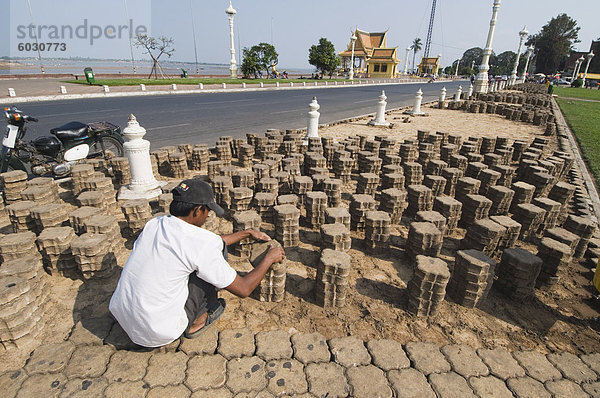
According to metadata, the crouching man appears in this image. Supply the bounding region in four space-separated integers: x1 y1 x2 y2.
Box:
109 179 285 348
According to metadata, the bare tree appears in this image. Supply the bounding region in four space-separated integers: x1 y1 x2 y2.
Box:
135 34 175 79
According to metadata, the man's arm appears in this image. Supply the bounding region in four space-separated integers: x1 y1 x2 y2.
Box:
221 229 270 246
225 246 285 298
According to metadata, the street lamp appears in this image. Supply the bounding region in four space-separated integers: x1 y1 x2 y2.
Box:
571 58 581 82
583 51 595 86
403 47 411 75
520 46 534 83
225 1 237 79
454 58 461 77
349 33 357 80
575 55 585 80
475 0 502 93
509 26 528 86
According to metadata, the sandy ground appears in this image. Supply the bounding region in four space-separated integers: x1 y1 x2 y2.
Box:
2 102 600 372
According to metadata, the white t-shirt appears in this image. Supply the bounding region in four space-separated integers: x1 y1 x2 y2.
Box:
109 215 237 347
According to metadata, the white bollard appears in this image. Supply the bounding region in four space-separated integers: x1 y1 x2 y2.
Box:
343 81 346 85
303 82 306 87
408 88 425 115
325 81 328 86
222 83 227 89
439 86 447 108
8 88 16 97
334 81 338 85
454 85 463 101
303 97 320 144
260 82 264 88
171 84 177 91
290 82 294 87
314 81 318 86
368 90 391 127
103 85 110 93
199 83 204 89
242 82 246 88
276 82 280 87
140 84 146 91
468 84 474 98
59 86 67 94
117 114 164 200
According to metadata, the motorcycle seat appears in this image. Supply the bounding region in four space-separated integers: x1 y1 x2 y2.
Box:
50 121 89 140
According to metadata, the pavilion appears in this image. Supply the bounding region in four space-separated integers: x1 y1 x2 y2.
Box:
339 28 400 78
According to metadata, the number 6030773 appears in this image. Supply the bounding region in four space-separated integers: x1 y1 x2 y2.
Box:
17 42 66 51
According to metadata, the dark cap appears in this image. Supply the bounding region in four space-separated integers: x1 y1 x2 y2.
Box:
171 179 225 217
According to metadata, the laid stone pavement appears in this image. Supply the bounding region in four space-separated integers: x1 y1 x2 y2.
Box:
3 322 600 397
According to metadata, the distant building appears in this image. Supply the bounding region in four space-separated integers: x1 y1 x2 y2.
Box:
565 40 599 78
338 28 400 78
418 56 441 76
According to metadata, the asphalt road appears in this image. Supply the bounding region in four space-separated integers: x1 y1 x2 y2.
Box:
11 80 466 149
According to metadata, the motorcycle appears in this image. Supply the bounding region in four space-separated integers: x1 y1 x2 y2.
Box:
1 106 124 177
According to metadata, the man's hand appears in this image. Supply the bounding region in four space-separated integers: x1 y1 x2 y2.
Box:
265 246 285 264
248 229 271 242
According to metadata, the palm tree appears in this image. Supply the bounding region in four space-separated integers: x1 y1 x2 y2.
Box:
411 37 422 74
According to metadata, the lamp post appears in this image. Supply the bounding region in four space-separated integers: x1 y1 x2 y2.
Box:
454 58 461 77
520 46 534 83
403 47 411 74
575 55 585 80
225 1 237 79
509 26 528 86
349 33 357 80
475 0 501 93
583 51 595 86
571 58 581 82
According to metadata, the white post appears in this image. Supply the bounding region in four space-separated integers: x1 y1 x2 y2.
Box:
474 0 501 93
276 82 280 87
325 81 328 86
59 86 67 94
468 83 474 98
349 33 357 80
242 82 246 88
314 81 318 86
103 85 110 93
222 83 227 89
118 114 164 200
521 46 534 83
439 86 446 108
290 82 294 87
140 84 146 91
404 47 411 74
583 51 595 86
575 56 585 79
303 82 306 87
408 88 425 115
199 83 204 89
571 59 580 82
225 1 237 78
260 82 264 88
454 85 463 101
172 84 177 90
304 97 320 144
454 59 460 77
8 88 16 97
509 26 528 86
369 90 390 126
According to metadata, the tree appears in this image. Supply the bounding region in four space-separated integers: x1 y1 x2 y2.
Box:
240 43 279 78
308 38 341 78
240 47 260 78
494 51 517 76
135 34 175 79
411 38 422 73
526 13 580 74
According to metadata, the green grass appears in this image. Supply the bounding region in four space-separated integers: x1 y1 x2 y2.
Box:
63 77 351 86
553 86 600 101
556 98 600 186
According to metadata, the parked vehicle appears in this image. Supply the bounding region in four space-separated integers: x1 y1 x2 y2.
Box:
1 106 124 177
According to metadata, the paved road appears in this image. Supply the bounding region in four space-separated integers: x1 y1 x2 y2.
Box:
10 80 465 149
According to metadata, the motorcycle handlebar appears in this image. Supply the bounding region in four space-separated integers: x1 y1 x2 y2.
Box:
25 116 38 122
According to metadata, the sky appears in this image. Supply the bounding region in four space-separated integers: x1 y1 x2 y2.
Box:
1 0 598 70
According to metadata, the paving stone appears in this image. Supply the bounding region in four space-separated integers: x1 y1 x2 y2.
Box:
104 350 152 382
291 332 330 364
265 359 308 396
68 317 114 346
441 344 489 378
60 377 108 397
513 350 562 382
582 382 600 397
104 381 148 398
545 378 589 398
582 353 600 377
0 369 28 398
547 352 597 383
180 324 219 356
15 373 67 398
405 341 451 375
328 336 371 367
232 392 274 398
144 351 188 388
477 347 525 380
468 375 514 398
506 376 551 398
64 345 114 379
146 384 192 398
24 341 75 375
305 362 349 398
255 330 292 361
429 372 477 398
218 328 256 359
191 388 233 398
226 356 266 394
185 354 227 391
346 365 392 398
366 339 410 371
387 368 436 398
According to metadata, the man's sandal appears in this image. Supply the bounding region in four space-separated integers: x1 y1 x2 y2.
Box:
184 298 226 339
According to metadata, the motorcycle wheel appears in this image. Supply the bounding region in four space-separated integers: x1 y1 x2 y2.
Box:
88 136 124 159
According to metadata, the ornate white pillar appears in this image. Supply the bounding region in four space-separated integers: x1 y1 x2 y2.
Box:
454 85 463 101
349 33 357 80
439 86 446 108
583 51 595 86
454 59 460 77
404 47 411 74
575 56 585 79
509 27 528 86
474 0 501 93
225 1 237 79
303 97 320 144
369 91 391 126
118 114 165 200
468 83 474 98
520 46 534 83
407 88 425 115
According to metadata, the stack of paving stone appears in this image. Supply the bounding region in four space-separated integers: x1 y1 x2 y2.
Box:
0 255 49 349
151 148 171 176
177 143 194 168
229 187 254 212
305 191 328 229
381 171 405 190
0 170 28 204
232 169 255 190
253 192 277 223
483 153 503 168
84 214 127 266
109 157 131 185
488 185 514 216
237 144 255 168
455 177 481 203
320 223 351 252
356 173 379 196
325 207 351 230
219 165 238 178
491 165 515 187
416 211 447 237
490 215 522 252
358 155 382 175
277 194 298 208
532 197 561 233
433 196 462 235
249 241 286 302
273 204 300 247
494 247 542 300
407 255 450 316
423 175 446 197
512 140 530 162
465 162 488 179
304 152 327 175
68 206 101 235
449 154 468 171
406 222 443 260
282 158 301 181
403 162 424 187
79 175 117 211
215 141 233 165
158 193 172 213
21 177 59 205
460 194 492 226
168 152 188 179
379 188 407 224
121 199 153 236
315 249 351 307
6 201 37 233
447 249 496 308
536 237 572 287
211 176 233 210
30 203 69 232
0 231 40 263
399 143 418 164
525 170 555 197
70 163 96 194
308 137 324 154
232 210 262 258
292 176 313 208
427 160 448 177
563 215 597 259
349 194 377 232
442 167 463 196
208 160 225 181
271 170 291 194
364 211 391 252
322 179 342 207
461 218 506 258
548 181 576 222
510 181 536 212
513 203 546 242
480 137 497 154
406 185 433 217
71 233 117 279
35 226 77 275
440 144 459 163
477 169 501 196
